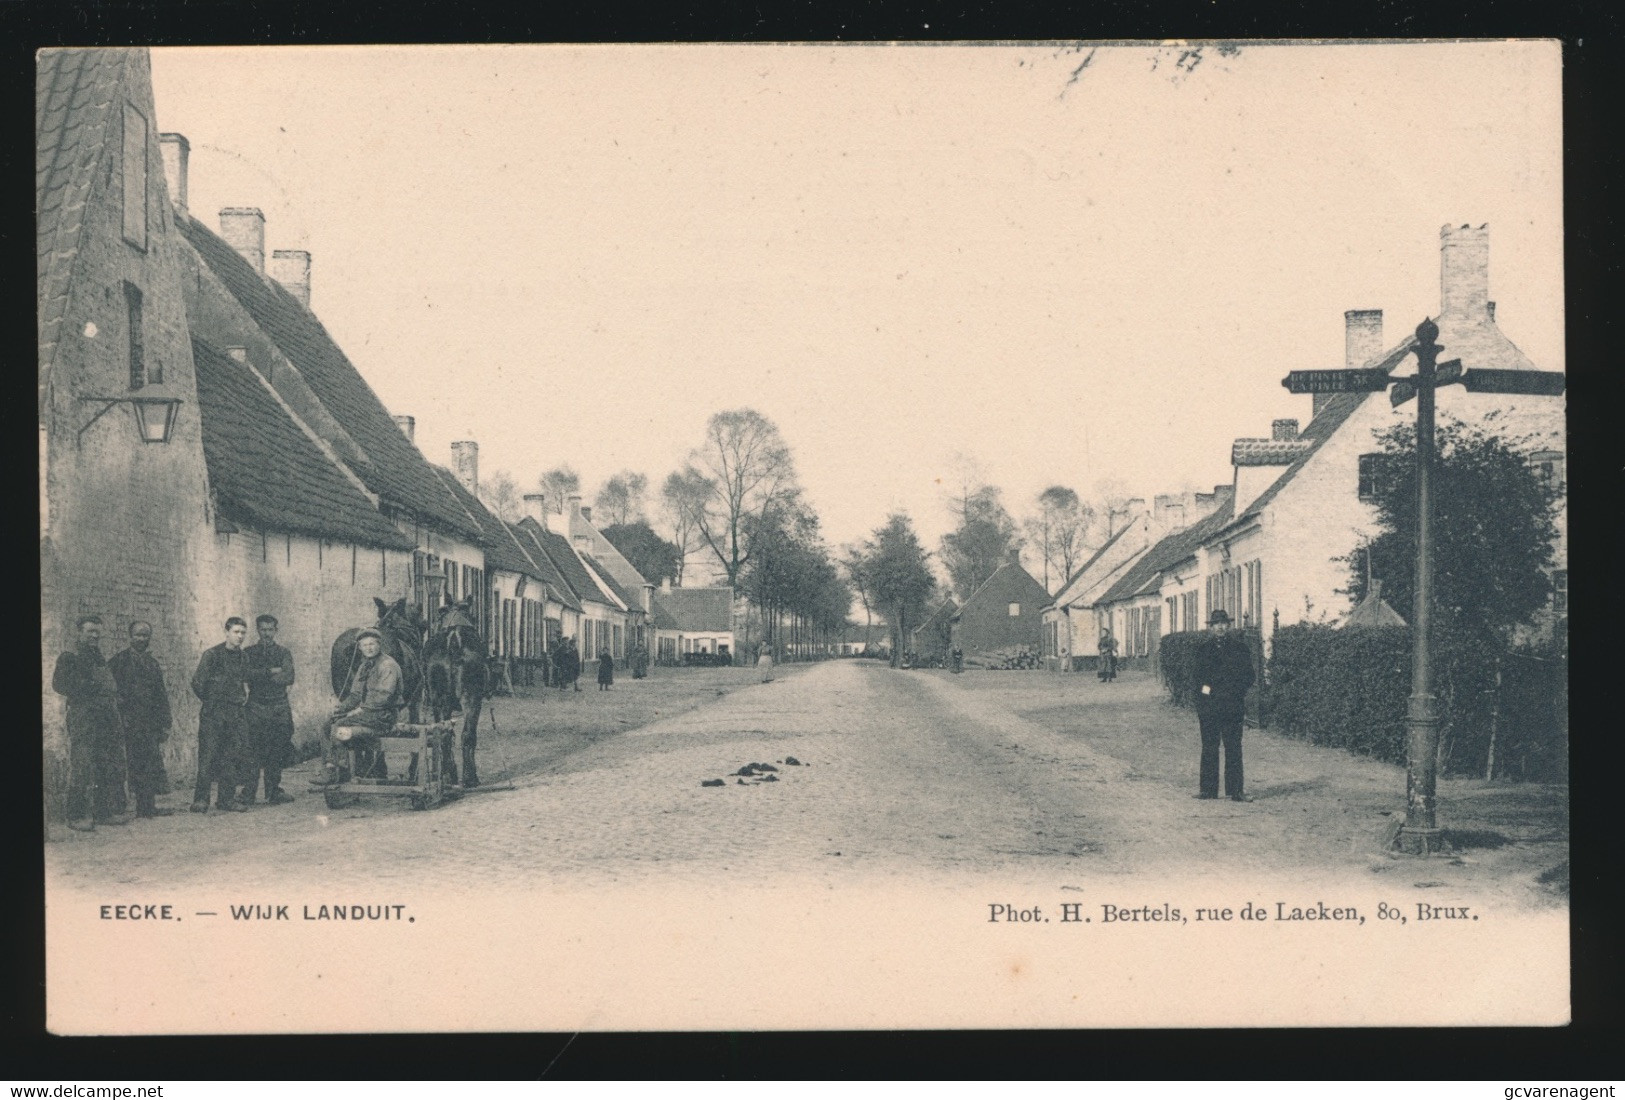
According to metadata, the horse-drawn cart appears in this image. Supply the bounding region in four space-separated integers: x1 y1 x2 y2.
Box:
323 720 463 811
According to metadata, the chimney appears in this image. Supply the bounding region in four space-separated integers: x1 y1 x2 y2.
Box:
269 249 311 308
581 506 593 523
1439 223 1490 320
1331 308 1385 416
660 577 672 593
568 494 583 519
450 440 478 496
1153 493 1187 535
392 415 415 443
158 133 189 220
225 346 248 364
522 493 547 525
1007 547 1022 566
219 208 266 275
642 582 655 613
1271 418 1299 441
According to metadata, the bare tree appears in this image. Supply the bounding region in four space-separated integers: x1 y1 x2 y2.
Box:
939 464 1020 600
689 409 798 588
479 469 524 523
594 470 648 526
536 465 581 514
1022 485 1093 591
660 467 714 587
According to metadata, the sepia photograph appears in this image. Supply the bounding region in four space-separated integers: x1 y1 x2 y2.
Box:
38 39 1568 1033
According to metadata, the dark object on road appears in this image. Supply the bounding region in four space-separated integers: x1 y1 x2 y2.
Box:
784 756 801 766
735 762 779 776
759 774 779 782
737 778 748 785
701 778 725 787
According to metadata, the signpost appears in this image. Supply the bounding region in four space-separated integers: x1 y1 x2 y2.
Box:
1281 318 1565 855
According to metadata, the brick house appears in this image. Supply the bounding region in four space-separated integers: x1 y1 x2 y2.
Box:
514 511 623 665
39 49 223 786
1187 225 1565 648
948 552 1050 658
559 494 654 661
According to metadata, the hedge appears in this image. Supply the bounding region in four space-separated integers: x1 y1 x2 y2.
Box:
1163 622 1566 780
1266 624 1411 764
1158 629 1263 711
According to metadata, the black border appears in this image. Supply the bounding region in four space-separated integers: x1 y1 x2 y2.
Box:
8 0 1620 1081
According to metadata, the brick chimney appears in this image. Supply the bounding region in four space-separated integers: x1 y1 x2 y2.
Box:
219 208 266 275
1152 492 1188 536
1329 309 1385 417
581 505 593 523
451 440 478 496
1439 223 1491 320
1271 418 1299 441
269 249 311 307
392 415 415 443
158 133 188 220
522 493 547 525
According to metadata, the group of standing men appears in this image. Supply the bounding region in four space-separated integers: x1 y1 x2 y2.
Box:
51 613 298 830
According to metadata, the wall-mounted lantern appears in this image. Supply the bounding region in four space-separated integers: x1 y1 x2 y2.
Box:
77 394 182 444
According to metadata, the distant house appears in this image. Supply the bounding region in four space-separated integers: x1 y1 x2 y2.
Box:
514 511 623 665
1187 224 1564 647
949 552 1050 658
650 583 735 664
1092 492 1238 668
909 599 957 663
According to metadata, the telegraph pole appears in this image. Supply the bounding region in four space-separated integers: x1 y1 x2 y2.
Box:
1283 317 1563 855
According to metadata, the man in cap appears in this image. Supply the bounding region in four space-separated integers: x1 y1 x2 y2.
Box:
51 615 131 830
318 628 404 784
108 620 175 817
1191 609 1256 802
190 617 252 813
241 614 297 805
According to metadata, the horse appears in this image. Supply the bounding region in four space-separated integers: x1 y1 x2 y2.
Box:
424 598 488 787
330 596 426 722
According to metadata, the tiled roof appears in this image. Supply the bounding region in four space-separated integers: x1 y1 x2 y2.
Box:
176 214 481 541
191 339 413 550
1098 494 1237 606
584 555 645 614
37 49 131 398
649 602 680 631
913 598 958 634
516 518 615 610
954 559 1051 617
651 588 733 633
431 468 546 579
507 519 581 612
1230 439 1314 466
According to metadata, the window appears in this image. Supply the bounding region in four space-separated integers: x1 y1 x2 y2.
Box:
1530 450 1565 491
1008 602 1021 617
1358 453 1384 502
1552 570 1567 615
121 103 148 249
124 283 145 389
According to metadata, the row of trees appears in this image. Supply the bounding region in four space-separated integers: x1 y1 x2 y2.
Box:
477 409 858 658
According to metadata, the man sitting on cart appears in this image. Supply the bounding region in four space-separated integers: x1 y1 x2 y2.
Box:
317 628 404 785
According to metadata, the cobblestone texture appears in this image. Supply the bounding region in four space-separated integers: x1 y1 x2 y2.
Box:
46 662 1567 908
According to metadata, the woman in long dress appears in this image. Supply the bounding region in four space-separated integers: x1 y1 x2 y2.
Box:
756 643 774 683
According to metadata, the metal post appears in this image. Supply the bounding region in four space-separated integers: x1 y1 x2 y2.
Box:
1400 317 1443 855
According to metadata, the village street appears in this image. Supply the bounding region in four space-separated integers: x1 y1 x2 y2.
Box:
45 661 1567 909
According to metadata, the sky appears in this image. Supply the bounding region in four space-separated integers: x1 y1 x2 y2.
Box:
149 41 1562 565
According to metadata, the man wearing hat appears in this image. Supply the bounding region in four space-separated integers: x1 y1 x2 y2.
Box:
1192 609 1256 802
318 628 404 784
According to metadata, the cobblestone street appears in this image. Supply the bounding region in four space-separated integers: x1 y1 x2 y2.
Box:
46 660 1567 907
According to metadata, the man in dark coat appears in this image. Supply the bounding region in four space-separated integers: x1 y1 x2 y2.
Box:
597 649 614 690
108 620 174 818
241 614 296 805
1192 609 1256 802
565 638 582 691
52 615 130 830
190 617 251 813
